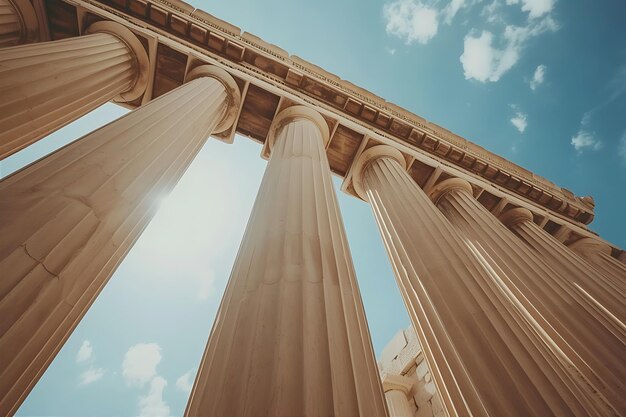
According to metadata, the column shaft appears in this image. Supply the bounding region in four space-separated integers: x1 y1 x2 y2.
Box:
382 374 415 417
185 107 387 417
568 238 626 285
386 390 413 417
508 217 625 323
355 146 594 417
0 21 148 159
434 182 624 415
0 0 38 47
0 67 236 417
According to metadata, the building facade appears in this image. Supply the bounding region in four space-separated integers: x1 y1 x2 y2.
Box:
0 0 624 416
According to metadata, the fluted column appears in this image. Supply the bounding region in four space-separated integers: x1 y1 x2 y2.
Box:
0 0 39 47
0 65 240 417
382 374 414 417
185 106 387 417
568 238 626 285
352 145 598 417
501 209 625 324
431 179 624 415
0 20 149 159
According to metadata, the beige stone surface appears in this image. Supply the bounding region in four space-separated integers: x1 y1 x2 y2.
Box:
0 0 39 47
184 106 387 417
0 21 148 160
502 209 625 331
382 374 415 417
353 145 600 417
379 325 443 417
432 179 624 415
0 67 237 417
568 237 626 285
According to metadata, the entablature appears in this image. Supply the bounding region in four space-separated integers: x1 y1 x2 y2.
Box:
38 0 624 258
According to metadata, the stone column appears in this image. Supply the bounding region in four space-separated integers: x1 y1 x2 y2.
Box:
0 0 39 47
0 65 240 417
382 374 415 417
568 238 626 286
501 209 625 327
185 106 388 417
0 20 149 159
431 179 624 415
351 145 600 417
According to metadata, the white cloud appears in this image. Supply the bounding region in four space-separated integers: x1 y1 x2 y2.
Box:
509 0 556 19
443 0 466 24
482 0 503 23
123 343 162 387
383 0 439 44
175 369 195 394
529 64 546 90
138 376 170 417
510 111 528 133
460 18 557 82
571 130 602 153
76 340 93 363
79 367 105 385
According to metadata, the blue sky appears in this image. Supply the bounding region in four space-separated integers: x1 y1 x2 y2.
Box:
3 0 625 415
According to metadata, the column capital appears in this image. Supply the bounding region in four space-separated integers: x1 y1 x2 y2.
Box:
85 21 149 102
568 237 612 256
186 65 241 134
428 177 473 205
381 373 415 395
499 207 533 227
266 105 329 153
6 0 39 44
352 145 406 201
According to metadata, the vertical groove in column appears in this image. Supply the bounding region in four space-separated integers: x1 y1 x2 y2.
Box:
436 187 624 416
185 114 387 417
0 29 141 159
567 240 626 285
0 75 229 417
513 221 625 319
363 155 594 417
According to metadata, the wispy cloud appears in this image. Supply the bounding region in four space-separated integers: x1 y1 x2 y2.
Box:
76 340 93 363
123 343 171 416
443 0 467 24
383 0 439 45
176 369 195 394
460 17 557 82
529 64 546 90
510 111 528 133
79 367 105 386
506 0 556 19
122 343 162 387
138 376 170 417
571 129 602 153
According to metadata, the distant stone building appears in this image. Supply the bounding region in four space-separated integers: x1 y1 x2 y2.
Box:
379 325 444 417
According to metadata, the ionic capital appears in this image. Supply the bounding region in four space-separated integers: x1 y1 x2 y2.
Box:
428 177 473 206
351 145 406 201
266 105 330 151
186 65 241 133
85 21 149 102
381 373 415 395
568 237 612 257
499 207 534 227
